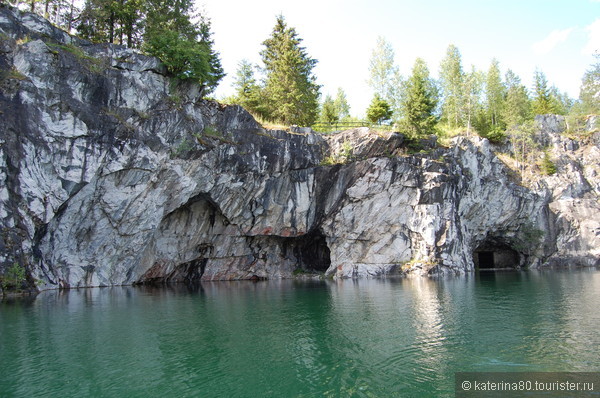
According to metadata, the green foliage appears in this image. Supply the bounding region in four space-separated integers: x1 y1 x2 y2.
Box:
502 69 532 129
1 68 27 81
485 59 506 131
77 0 223 92
47 42 105 73
368 36 401 112
202 125 221 137
144 0 223 93
462 65 484 134
78 0 144 46
399 58 438 137
366 95 393 124
539 151 557 175
481 126 507 144
334 88 351 121
260 15 320 126
231 59 262 113
172 138 192 157
532 69 556 115
513 223 544 256
319 94 339 125
321 140 353 165
439 44 465 129
1 263 27 291
507 120 536 175
579 53 600 114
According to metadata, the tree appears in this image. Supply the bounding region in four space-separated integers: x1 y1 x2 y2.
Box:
366 95 393 125
319 95 339 125
463 65 484 135
485 59 506 131
439 44 465 128
231 59 262 114
503 69 531 128
260 15 320 126
579 53 600 114
368 36 401 110
333 87 351 121
144 0 224 93
399 58 438 137
532 69 555 115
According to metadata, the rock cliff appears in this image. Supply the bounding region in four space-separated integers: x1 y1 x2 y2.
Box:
0 7 598 291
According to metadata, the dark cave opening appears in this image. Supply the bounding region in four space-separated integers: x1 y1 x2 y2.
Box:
289 230 331 273
473 241 520 270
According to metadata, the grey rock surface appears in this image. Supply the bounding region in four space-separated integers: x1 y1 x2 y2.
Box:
0 7 598 290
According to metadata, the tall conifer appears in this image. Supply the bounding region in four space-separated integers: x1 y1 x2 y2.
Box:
260 15 320 126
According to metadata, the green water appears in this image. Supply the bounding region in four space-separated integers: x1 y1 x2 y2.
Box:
1 270 599 397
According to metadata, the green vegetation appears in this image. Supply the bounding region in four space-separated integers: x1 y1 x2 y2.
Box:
12 2 598 139
57 0 223 92
368 36 401 113
46 42 105 73
1 263 27 292
539 151 557 176
321 140 354 165
229 15 320 126
513 223 544 256
398 58 438 138
366 95 393 125
1 68 27 81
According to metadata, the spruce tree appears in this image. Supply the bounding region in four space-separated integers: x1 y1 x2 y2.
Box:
366 95 393 125
319 95 339 125
260 15 320 126
502 69 531 128
400 58 438 137
532 69 554 115
232 60 262 115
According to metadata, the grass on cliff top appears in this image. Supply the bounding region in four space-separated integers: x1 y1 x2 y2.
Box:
46 42 105 73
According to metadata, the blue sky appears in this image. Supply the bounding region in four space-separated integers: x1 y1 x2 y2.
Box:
203 0 600 117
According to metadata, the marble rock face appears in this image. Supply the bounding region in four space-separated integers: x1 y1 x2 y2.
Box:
0 8 598 290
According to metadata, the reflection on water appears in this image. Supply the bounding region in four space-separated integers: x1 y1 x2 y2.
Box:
1 270 599 397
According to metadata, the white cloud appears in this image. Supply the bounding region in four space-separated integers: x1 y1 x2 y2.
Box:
583 18 600 55
532 27 575 55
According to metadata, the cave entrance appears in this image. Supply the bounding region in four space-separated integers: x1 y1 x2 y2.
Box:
477 251 495 269
473 241 520 270
289 230 331 273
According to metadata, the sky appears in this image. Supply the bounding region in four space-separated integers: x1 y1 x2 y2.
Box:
202 0 600 118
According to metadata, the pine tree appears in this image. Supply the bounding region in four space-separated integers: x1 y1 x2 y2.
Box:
260 15 320 126
439 44 465 128
399 58 438 137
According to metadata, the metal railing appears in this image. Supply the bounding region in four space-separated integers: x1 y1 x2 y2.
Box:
311 121 394 133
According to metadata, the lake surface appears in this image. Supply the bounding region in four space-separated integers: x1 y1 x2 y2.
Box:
1 270 599 397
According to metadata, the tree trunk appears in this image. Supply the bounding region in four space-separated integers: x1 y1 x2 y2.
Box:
109 11 114 43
